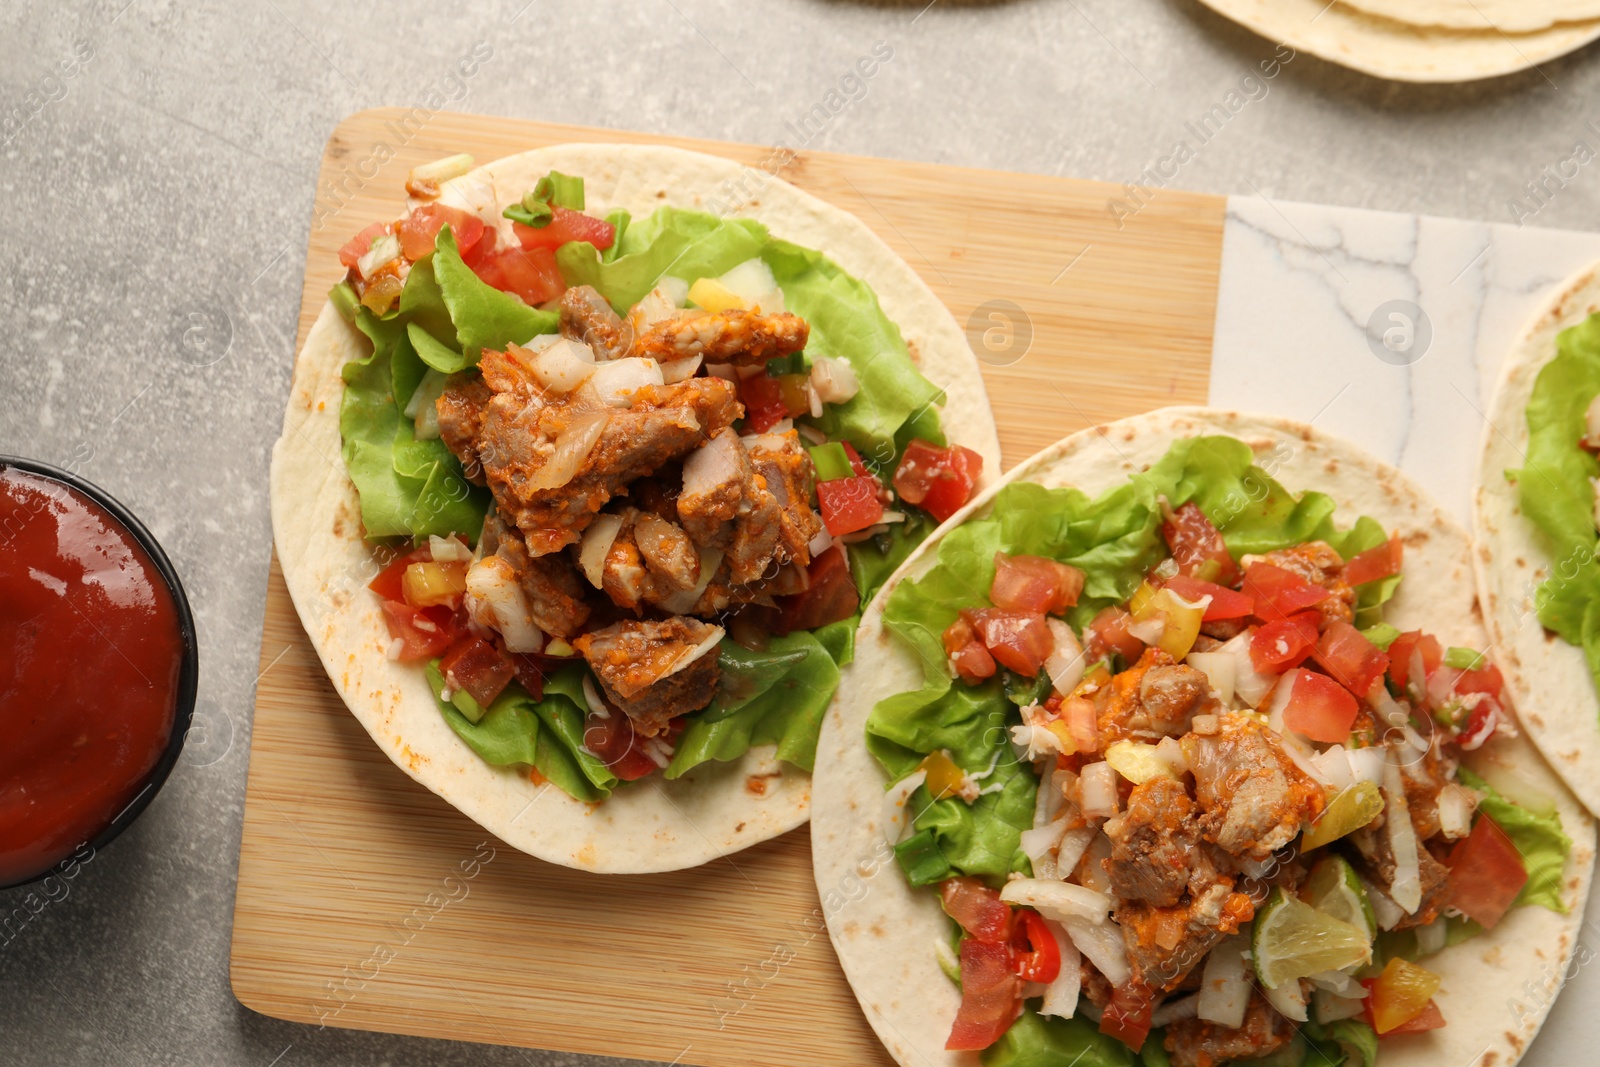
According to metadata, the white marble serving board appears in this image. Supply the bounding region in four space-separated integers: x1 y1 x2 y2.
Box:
1208 198 1600 1067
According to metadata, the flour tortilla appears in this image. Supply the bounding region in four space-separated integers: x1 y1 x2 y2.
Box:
1343 0 1600 33
814 408 1594 1067
1475 265 1600 819
1197 0 1600 83
270 143 1001 874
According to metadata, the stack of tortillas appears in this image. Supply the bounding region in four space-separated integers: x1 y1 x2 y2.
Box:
1199 0 1600 82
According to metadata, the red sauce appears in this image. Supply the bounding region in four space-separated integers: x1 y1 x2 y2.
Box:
0 467 185 884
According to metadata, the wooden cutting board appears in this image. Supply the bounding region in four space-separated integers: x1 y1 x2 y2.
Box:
230 109 1227 1064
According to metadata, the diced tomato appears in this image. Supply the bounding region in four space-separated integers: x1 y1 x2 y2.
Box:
967 608 1053 677
473 245 566 307
1445 814 1529 929
460 223 497 268
583 707 660 781
1455 662 1505 704
512 206 616 252
945 938 1023 1051
943 617 997 684
1280 668 1360 744
739 373 790 434
380 601 461 662
1387 631 1442 692
1361 958 1443 1036
1010 910 1060 983
840 441 869 477
817 476 885 537
1382 999 1445 1036
779 545 860 631
1163 574 1255 621
508 652 546 701
369 546 432 602
894 439 984 523
1243 562 1331 621
1312 620 1390 698
991 552 1085 615
395 204 486 262
1250 611 1321 672
1162 502 1240 586
339 221 389 271
1086 606 1145 664
1344 534 1404 587
440 636 515 708
1099 982 1154 1052
939 877 1014 942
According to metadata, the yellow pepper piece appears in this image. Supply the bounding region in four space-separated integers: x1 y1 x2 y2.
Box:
688 277 745 313
917 750 967 800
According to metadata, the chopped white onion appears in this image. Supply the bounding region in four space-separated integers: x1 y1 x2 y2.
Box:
463 556 544 653
1046 619 1086 696
1307 970 1363 997
520 338 597 394
385 637 406 661
715 258 782 309
627 287 681 332
1019 821 1071 879
1383 755 1423 913
1039 920 1081 1019
1437 783 1477 840
1078 762 1120 819
659 354 703 384
428 534 472 562
1154 736 1189 777
661 625 725 678
1055 827 1095 882
1061 915 1130 987
578 513 625 588
1152 994 1200 1028
1033 765 1064 829
882 769 928 845
528 412 608 491
656 275 690 307
356 232 400 280
1362 877 1406 931
807 524 834 558
1185 651 1236 707
1346 746 1388 788
588 357 664 406
1262 977 1308 1023
810 355 861 405
1370 682 1428 753
582 674 608 717
1313 989 1367 1024
1310 748 1356 792
1414 918 1447 957
408 153 474 188
1216 630 1278 707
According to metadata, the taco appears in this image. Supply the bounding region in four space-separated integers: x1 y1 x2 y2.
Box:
1476 264 1600 818
269 143 1000 873
814 408 1591 1067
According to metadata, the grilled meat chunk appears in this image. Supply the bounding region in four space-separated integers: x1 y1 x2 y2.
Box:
559 285 634 360
1182 714 1325 858
632 308 809 366
490 518 590 638
1104 778 1204 908
1118 882 1245 993
479 376 740 555
573 617 724 735
1347 818 1453 930
599 508 703 612
1100 650 1219 745
1164 991 1293 1067
745 430 823 568
1254 540 1355 628
435 374 493 484
633 512 700 592
678 428 758 548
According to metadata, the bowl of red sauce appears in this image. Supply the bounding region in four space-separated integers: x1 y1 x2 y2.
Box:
0 457 197 890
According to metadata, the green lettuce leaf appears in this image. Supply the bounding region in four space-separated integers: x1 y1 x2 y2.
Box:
425 662 617 802
666 631 842 778
435 226 557 358
981 1008 1139 1067
1515 313 1600 694
1457 768 1572 913
556 208 768 313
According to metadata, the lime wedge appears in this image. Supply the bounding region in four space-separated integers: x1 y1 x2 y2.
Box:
1252 887 1372 989
1305 856 1376 941
1301 780 1384 850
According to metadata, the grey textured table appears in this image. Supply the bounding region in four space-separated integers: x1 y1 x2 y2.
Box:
4 1 1600 1065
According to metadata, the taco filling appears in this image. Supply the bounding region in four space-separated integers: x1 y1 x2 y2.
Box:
330 158 982 801
867 436 1572 1065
